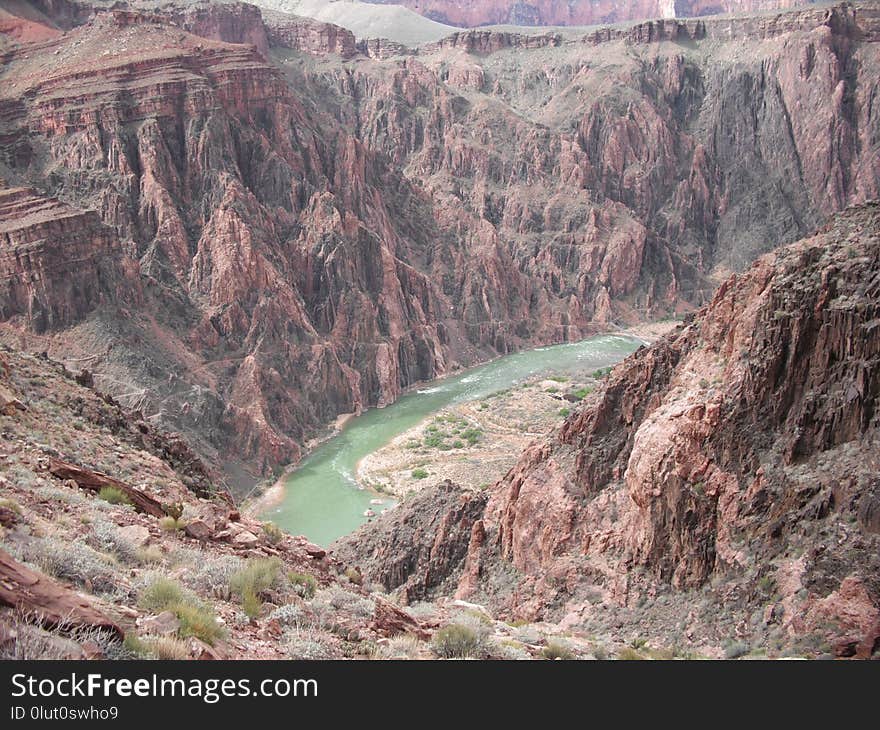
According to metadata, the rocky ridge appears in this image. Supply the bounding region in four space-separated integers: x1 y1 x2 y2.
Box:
0 1 877 498
336 202 880 659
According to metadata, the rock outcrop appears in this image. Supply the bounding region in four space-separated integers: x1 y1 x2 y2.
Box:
0 549 122 637
1 1 878 496
340 202 880 657
0 186 135 333
335 480 488 602
263 8 358 57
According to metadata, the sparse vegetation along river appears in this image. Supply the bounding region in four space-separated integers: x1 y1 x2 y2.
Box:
262 334 641 545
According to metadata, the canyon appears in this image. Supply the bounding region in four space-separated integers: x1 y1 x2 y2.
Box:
0 0 878 494
337 200 880 658
0 0 878 659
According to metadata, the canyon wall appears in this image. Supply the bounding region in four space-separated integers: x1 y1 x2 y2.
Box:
336 201 880 657
0 1 878 492
0 6 468 488
305 1 879 315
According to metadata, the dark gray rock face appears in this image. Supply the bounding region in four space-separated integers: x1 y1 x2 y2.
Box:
333 481 488 602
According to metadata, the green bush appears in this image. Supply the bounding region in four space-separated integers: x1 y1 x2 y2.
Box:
138 577 188 612
122 633 152 659
411 468 429 480
288 571 317 599
230 558 282 618
558 408 570 417
542 640 575 660
172 602 225 645
461 428 482 445
97 486 132 506
262 522 284 545
431 622 488 659
137 576 224 646
159 516 185 531
451 440 464 449
572 386 593 401
757 574 776 595
344 567 363 586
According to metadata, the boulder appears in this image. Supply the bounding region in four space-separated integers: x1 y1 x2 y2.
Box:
138 611 180 637
370 597 430 639
115 524 150 548
232 531 259 547
184 519 213 541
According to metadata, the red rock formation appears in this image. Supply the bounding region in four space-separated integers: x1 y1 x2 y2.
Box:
364 0 811 28
334 480 488 602
0 549 122 637
315 1 878 326
1 1 878 497
263 9 358 57
47 458 169 517
340 202 880 656
488 201 879 637
0 186 136 332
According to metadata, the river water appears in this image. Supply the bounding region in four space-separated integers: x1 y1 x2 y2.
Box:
262 334 641 546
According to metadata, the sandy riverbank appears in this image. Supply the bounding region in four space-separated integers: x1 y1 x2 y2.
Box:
245 320 680 513
242 410 359 516
356 319 679 497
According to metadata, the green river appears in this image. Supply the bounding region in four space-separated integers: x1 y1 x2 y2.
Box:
262 334 641 546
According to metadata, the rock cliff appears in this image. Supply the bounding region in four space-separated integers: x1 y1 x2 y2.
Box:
0 5 466 488
337 202 880 658
1 1 878 495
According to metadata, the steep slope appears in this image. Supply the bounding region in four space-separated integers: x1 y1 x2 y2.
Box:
0 344 440 660
0 6 487 490
336 202 880 658
1 1 878 495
